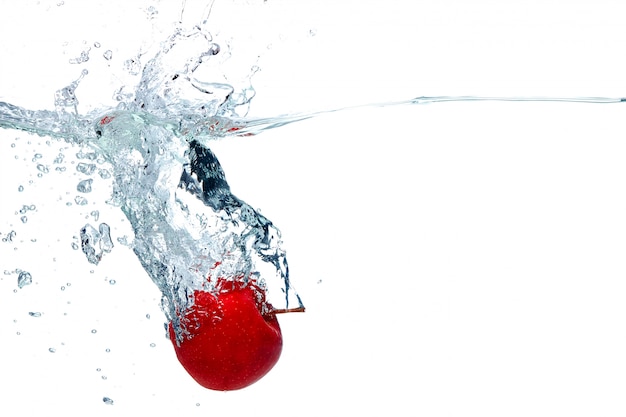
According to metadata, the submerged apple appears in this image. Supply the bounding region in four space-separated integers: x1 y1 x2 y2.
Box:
168 278 283 391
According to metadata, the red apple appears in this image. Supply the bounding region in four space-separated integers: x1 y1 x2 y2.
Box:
168 279 283 391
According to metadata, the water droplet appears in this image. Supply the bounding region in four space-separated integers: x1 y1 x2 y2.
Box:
17 185 24 192
77 179 93 193
109 279 116 285
17 271 32 289
76 162 96 175
102 397 114 405
124 56 141 75
49 348 56 353
69 49 90 65
98 168 111 179
209 43 220 55
28 312 42 317
74 196 88 206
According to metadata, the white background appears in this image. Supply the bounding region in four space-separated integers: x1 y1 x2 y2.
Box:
1 1 626 416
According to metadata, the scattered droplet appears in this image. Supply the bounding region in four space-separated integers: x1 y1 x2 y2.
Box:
49 348 56 353
124 56 141 75
103 50 113 61
150 342 156 347
94 41 101 48
77 179 93 193
105 348 111 353
69 48 91 64
60 286 66 291
28 312 42 317
76 162 96 175
74 196 88 206
103 397 114 405
98 168 111 179
20 216 27 223
91 329 97 334
17 271 32 289
36 164 49 174
17 185 24 192
145 314 151 319
109 279 116 285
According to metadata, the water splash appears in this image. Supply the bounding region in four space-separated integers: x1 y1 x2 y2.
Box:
1 1 625 338
0 21 305 333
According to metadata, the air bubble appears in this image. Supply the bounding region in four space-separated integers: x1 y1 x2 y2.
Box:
103 50 113 60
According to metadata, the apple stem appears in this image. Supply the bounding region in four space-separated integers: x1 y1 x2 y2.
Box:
272 307 306 314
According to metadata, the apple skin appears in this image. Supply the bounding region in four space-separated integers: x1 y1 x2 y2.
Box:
168 280 283 391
